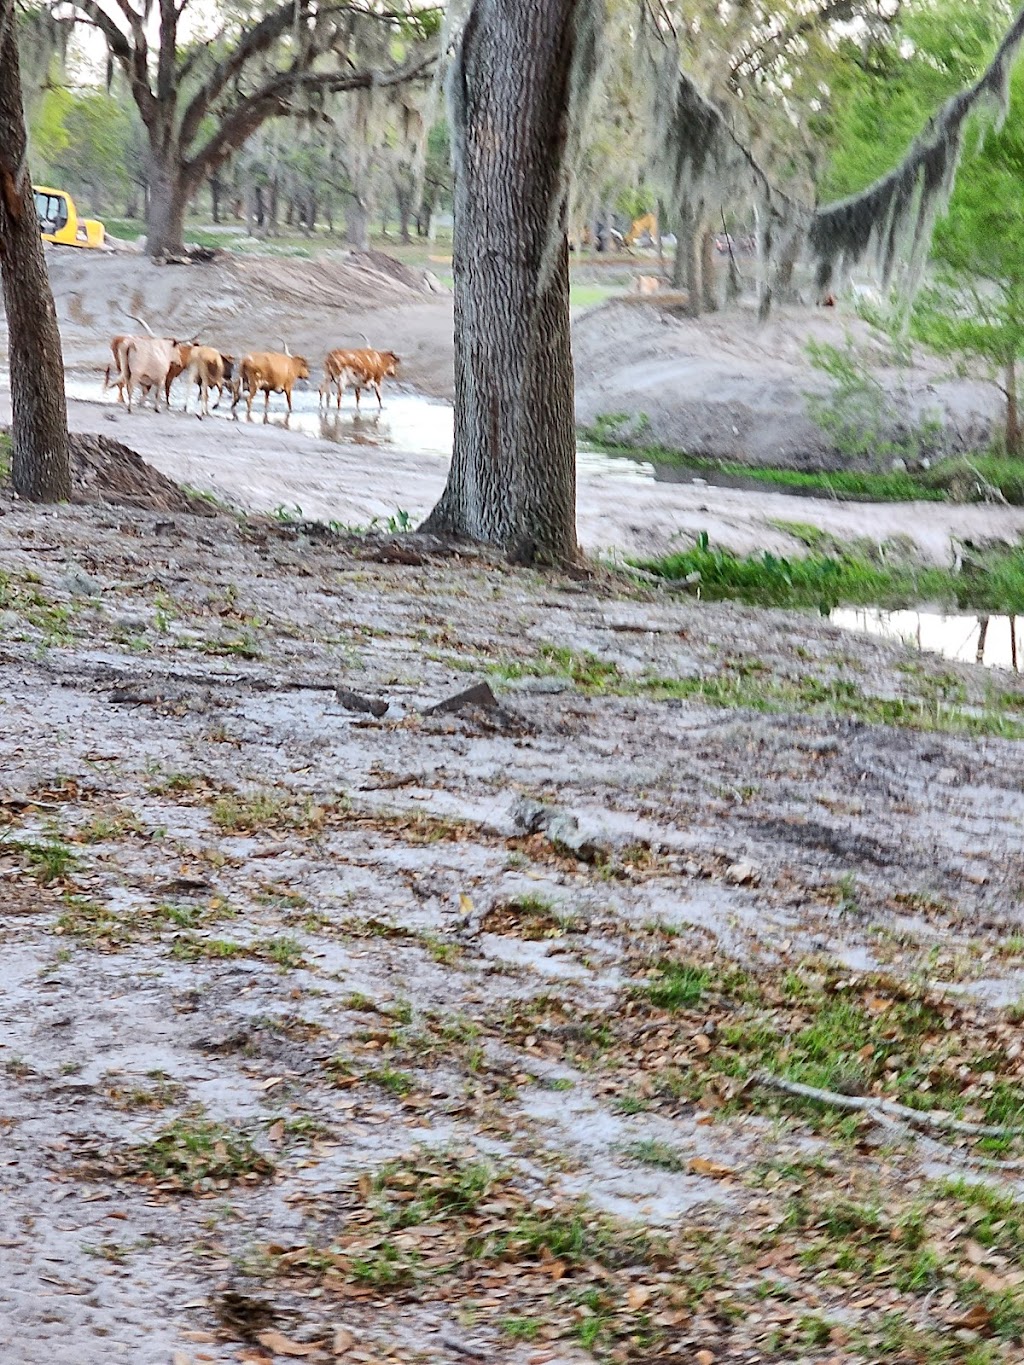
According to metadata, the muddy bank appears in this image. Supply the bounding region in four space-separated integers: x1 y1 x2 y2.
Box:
5 248 456 400
573 297 1001 468
7 389 1024 567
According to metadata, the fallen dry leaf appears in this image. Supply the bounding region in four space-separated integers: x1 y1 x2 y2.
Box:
256 1329 319 1357
695 1351 715 1365
332 1325 355 1355
687 1157 734 1178
268 1119 286 1144
626 1284 651 1309
954 1303 992 1331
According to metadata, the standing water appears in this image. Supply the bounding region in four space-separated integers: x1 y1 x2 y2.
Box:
62 374 655 482
831 608 1022 672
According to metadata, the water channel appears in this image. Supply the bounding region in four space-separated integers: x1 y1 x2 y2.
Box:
60 376 1021 673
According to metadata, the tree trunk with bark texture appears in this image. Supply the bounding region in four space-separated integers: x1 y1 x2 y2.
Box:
146 152 191 256
422 0 580 565
1006 359 1022 456
0 5 71 502
701 228 718 313
346 193 371 250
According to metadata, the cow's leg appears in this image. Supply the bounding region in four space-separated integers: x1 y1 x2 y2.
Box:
285 386 293 414
264 389 271 419
375 382 383 410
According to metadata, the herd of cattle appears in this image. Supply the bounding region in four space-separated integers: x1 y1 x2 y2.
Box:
102 325 401 419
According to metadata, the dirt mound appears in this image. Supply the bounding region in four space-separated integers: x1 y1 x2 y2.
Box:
69 432 218 515
573 297 1001 469
13 246 454 396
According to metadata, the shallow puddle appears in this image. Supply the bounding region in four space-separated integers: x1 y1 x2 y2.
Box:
63 375 653 482
831 606 1023 671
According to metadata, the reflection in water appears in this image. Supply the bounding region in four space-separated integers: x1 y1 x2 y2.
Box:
63 375 658 480
831 607 1021 671
65 376 456 459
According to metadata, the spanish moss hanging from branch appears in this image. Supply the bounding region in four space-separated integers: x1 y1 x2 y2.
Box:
644 1 1024 307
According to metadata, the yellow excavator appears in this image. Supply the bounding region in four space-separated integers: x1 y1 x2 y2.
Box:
624 212 657 247
33 186 106 249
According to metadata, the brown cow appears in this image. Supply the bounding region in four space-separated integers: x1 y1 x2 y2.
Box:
319 348 400 413
185 346 235 416
232 350 310 420
103 334 130 402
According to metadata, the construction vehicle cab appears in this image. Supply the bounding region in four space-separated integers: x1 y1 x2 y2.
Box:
33 186 106 249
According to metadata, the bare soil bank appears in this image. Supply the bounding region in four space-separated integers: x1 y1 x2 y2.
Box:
2 481 1024 1362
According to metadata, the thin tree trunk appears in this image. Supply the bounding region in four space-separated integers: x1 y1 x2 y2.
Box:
701 228 718 313
673 208 701 313
0 3 71 502
1006 359 1020 456
346 194 371 250
420 0 581 565
209 174 221 223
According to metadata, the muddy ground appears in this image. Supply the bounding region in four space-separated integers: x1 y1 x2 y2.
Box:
4 476 1024 1364
6 389 1024 568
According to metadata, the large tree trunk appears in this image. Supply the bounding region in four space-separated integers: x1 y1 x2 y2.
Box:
146 152 191 257
0 6 71 502
421 0 582 565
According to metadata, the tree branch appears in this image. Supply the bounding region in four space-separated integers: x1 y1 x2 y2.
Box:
72 0 156 126
177 0 406 154
183 48 437 186
754 1071 1024 1138
728 0 859 86
654 2 1024 301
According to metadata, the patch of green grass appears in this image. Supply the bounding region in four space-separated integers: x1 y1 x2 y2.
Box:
365 1066 415 1097
169 936 245 962
641 962 710 1011
11 833 77 884
624 1138 685 1171
500 1317 544 1341
349 1239 419 1287
0 571 76 640
210 790 321 833
637 529 1024 617
56 895 131 947
491 642 623 691
256 935 305 970
643 663 1024 740
124 1116 274 1191
369 1151 495 1229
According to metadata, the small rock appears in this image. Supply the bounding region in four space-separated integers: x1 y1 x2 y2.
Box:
684 860 701 877
937 766 958 784
725 860 759 886
511 796 605 863
61 566 101 597
337 687 389 717
425 681 499 715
